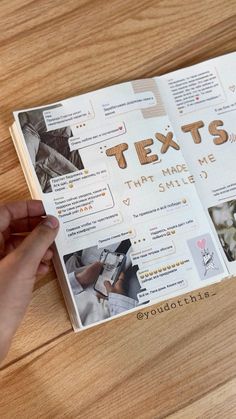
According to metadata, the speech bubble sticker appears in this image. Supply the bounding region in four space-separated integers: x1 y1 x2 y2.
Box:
137 276 188 304
137 257 191 288
148 216 198 242
69 121 126 150
50 163 109 193
43 97 95 131
54 183 114 224
130 240 175 267
102 91 156 118
166 65 225 115
132 197 190 223
97 228 136 248
64 211 123 239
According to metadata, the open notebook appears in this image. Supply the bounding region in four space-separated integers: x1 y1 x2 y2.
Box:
10 51 236 330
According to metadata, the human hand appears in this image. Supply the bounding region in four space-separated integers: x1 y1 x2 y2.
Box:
104 272 126 296
0 200 59 363
75 262 103 288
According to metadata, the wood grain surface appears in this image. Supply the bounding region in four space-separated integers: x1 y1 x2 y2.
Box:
0 0 236 417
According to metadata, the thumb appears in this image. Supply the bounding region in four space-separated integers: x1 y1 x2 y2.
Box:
104 280 113 294
12 215 59 276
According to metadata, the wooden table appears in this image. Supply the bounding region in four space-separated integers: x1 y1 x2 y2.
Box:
0 1 236 417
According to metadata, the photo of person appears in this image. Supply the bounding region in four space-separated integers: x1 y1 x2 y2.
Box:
63 239 141 326
208 200 236 261
18 106 84 193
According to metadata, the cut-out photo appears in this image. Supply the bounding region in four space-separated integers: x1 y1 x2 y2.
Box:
18 107 84 193
187 233 224 279
63 240 140 326
208 200 236 261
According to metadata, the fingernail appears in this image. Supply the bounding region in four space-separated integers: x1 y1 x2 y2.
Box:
42 215 59 229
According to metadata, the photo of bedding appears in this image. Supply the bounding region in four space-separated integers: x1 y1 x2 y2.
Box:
18 106 84 193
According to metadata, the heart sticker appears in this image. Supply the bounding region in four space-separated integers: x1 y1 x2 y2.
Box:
197 239 206 249
229 85 236 92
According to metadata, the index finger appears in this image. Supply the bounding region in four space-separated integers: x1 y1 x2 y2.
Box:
0 200 45 232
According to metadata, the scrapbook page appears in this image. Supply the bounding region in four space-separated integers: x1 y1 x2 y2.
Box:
160 52 236 274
